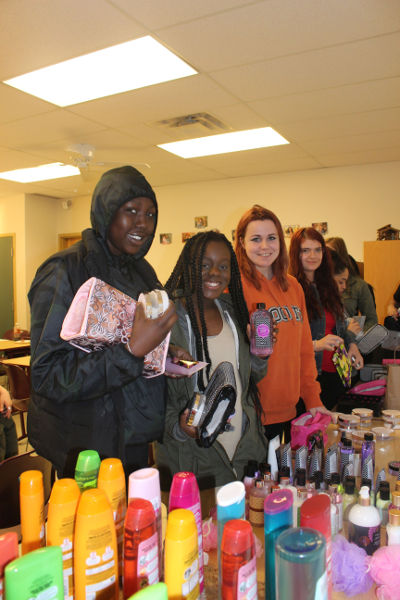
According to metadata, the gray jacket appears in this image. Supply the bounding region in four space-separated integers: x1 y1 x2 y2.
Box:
156 295 268 490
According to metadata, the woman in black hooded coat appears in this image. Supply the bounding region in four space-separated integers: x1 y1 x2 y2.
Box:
28 166 177 477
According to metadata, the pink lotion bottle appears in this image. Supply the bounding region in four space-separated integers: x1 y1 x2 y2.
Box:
169 472 204 596
128 468 162 579
249 303 273 357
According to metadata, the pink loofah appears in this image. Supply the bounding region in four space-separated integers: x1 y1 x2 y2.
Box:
202 518 218 551
368 545 400 600
201 517 263 558
331 535 373 597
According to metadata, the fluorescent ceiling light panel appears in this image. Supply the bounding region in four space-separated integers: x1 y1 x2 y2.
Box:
158 127 289 158
0 163 80 182
4 36 197 106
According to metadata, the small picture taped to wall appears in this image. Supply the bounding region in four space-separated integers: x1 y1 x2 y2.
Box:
284 224 300 238
160 233 172 245
232 229 236 242
312 222 328 235
194 216 208 229
182 232 195 243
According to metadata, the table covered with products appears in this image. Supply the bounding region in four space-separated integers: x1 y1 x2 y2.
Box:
203 417 400 599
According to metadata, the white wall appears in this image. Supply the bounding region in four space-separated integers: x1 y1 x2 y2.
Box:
1 160 399 326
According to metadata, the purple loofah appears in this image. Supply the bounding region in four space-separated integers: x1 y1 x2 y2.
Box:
331 535 374 597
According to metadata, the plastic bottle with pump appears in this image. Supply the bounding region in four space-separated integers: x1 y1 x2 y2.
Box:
348 486 381 555
386 509 400 545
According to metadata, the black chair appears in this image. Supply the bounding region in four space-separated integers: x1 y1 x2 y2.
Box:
3 363 30 441
0 451 55 534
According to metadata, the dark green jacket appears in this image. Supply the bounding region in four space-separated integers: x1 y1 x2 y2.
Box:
156 295 268 490
343 275 377 332
28 166 166 475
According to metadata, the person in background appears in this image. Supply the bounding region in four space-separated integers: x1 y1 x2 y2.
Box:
156 231 268 496
234 205 328 443
289 228 363 410
328 248 363 338
0 385 18 462
28 166 177 477
325 236 377 331
384 283 400 331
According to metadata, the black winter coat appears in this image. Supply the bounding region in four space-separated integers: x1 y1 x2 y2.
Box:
28 166 166 475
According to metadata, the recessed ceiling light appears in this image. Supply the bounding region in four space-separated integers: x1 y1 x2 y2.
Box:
0 163 80 183
4 36 197 106
158 127 289 158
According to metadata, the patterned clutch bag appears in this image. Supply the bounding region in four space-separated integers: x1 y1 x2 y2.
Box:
332 342 352 388
60 277 170 378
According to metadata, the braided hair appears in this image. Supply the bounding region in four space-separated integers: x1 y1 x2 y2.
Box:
165 231 261 412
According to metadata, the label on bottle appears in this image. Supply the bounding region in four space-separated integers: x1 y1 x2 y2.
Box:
256 323 270 338
348 522 380 555
237 555 257 599
83 526 117 599
249 493 265 526
180 549 199 599
137 531 159 586
187 501 204 589
314 570 328 599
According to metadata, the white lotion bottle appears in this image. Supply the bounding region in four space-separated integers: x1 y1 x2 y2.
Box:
387 509 400 545
348 486 381 555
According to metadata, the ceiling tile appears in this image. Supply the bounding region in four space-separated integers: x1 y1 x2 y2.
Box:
111 0 256 29
210 32 400 101
278 107 400 142
249 77 400 124
0 110 105 149
159 0 400 71
0 0 145 80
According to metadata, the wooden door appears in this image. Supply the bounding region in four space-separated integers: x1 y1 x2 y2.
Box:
364 240 400 324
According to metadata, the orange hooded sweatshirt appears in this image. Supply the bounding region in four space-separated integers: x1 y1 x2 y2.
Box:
241 273 322 425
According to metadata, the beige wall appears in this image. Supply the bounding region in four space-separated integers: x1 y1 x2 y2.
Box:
1 160 399 326
54 161 400 285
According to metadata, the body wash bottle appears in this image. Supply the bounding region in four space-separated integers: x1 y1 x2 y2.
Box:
20 470 45 554
74 449 101 491
348 486 381 555
97 457 127 577
74 488 119 600
5 546 64 600
46 478 80 600
0 533 18 600
164 509 199 600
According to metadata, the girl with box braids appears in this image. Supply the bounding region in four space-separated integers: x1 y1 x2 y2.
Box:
165 231 261 407
157 230 269 492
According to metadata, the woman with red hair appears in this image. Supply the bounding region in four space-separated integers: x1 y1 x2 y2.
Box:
289 227 363 409
235 205 327 442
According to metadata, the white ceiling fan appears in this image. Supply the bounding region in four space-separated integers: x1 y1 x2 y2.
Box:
64 143 151 181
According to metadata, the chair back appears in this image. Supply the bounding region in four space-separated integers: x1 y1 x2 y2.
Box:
2 329 30 341
0 451 55 528
4 364 30 400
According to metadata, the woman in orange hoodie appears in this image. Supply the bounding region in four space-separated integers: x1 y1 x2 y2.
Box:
235 205 329 442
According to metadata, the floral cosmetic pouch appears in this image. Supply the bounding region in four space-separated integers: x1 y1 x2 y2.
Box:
60 277 170 378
